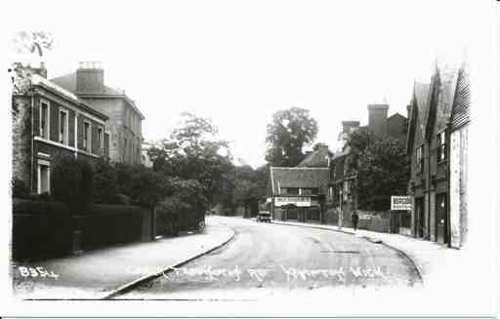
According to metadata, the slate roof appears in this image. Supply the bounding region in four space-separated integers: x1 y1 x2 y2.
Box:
31 74 108 120
270 167 330 195
51 72 145 119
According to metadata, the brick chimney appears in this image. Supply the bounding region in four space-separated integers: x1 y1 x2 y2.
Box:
25 61 47 78
367 104 389 136
76 61 104 93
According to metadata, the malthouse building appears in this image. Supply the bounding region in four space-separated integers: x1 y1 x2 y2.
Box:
267 167 330 222
12 69 108 194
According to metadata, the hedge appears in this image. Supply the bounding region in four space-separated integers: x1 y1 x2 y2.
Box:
12 199 73 261
12 199 148 261
75 204 146 250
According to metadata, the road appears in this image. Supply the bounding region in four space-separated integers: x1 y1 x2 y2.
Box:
119 216 421 300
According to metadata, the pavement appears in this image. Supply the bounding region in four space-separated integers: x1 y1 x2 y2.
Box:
11 216 235 299
271 219 466 288
9 215 480 299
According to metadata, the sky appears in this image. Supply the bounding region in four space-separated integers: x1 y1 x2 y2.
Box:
6 0 479 168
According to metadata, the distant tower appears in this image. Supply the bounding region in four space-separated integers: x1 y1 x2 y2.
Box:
367 103 389 136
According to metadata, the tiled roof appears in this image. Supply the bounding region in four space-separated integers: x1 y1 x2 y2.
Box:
296 146 332 167
270 167 330 194
451 66 470 130
435 67 460 131
413 82 431 138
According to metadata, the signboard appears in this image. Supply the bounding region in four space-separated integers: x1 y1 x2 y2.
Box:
391 196 413 211
275 196 313 207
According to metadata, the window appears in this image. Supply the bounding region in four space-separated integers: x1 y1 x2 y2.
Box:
83 121 91 152
301 188 319 195
59 109 69 145
437 131 447 162
97 127 104 152
39 100 50 139
343 180 350 201
124 137 128 161
37 161 50 194
280 187 299 195
416 145 424 174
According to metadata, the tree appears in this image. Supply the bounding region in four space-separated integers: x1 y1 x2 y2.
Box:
9 32 54 95
93 159 119 204
114 163 168 210
51 155 95 213
345 128 409 211
148 112 233 207
229 165 263 216
265 107 318 167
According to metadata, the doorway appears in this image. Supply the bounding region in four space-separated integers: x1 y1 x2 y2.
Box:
415 198 424 238
436 193 448 244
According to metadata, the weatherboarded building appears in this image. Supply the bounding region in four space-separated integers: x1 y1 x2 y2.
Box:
406 64 469 248
268 167 330 222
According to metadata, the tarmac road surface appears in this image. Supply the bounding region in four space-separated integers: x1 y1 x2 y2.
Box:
119 216 421 300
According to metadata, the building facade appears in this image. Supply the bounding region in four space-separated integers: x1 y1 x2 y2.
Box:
328 104 408 227
12 70 108 194
51 62 145 165
449 66 470 248
268 167 330 223
407 65 469 247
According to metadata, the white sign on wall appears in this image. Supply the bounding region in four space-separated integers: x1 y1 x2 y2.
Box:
275 196 312 207
391 196 413 211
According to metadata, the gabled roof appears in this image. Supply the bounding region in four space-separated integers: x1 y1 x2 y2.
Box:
270 167 330 194
31 74 108 121
387 112 406 122
51 72 145 119
296 146 332 168
406 82 431 153
424 66 461 140
451 65 470 130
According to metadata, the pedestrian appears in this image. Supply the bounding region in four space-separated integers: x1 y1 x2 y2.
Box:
352 212 359 231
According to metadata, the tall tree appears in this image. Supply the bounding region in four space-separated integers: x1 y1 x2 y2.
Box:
346 128 409 211
148 112 233 207
265 107 318 167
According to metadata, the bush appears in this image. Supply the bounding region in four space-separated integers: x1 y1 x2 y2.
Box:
76 204 146 249
51 154 95 213
12 199 148 260
93 159 119 204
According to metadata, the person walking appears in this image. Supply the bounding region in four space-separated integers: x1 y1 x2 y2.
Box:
351 212 359 231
